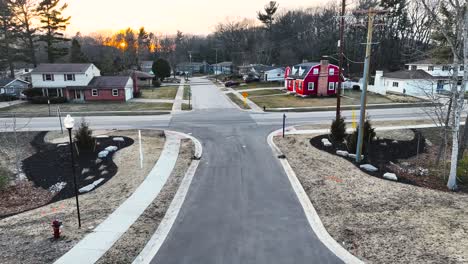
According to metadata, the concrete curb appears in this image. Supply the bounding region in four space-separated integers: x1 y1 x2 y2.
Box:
132 131 203 264
265 102 433 112
267 129 364 264
54 131 182 264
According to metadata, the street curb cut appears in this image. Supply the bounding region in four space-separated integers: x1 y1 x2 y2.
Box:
267 129 364 264
132 131 203 264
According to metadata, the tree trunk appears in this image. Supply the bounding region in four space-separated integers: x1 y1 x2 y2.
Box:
436 98 452 164
448 60 462 190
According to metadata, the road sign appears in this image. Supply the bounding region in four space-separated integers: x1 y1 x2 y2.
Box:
242 92 248 98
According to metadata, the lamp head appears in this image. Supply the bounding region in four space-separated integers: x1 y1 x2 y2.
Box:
64 115 75 129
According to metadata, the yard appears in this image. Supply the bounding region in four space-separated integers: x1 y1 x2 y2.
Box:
250 90 393 109
183 85 191 100
275 131 468 263
0 130 167 263
244 89 284 97
232 81 283 90
0 102 172 117
141 87 178 100
226 93 251 109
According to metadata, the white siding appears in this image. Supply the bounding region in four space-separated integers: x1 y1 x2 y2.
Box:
264 69 285 82
124 78 134 101
407 64 464 78
31 64 101 88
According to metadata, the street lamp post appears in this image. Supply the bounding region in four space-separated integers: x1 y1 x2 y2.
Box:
64 115 81 228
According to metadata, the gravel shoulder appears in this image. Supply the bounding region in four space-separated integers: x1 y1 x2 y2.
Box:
0 130 165 264
96 138 194 263
275 134 468 264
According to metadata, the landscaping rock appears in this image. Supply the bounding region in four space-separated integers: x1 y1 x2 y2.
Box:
336 150 349 157
425 139 433 147
360 164 378 172
79 184 95 193
380 142 387 146
105 146 118 152
93 178 104 186
48 182 67 194
95 158 102 165
383 172 398 181
418 167 429 176
81 168 90 175
96 135 109 139
392 140 398 144
57 143 68 147
113 137 125 142
98 150 109 158
321 138 332 147
348 153 364 160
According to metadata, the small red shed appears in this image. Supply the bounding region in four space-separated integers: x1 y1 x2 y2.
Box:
65 76 134 102
286 60 342 97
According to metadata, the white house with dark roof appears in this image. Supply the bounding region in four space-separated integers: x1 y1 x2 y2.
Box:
405 59 464 78
31 63 135 102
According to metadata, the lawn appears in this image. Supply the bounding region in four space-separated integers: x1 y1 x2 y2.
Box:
141 87 178 100
246 89 284 97
232 81 283 90
226 93 251 109
0 102 173 116
183 85 191 100
250 90 393 109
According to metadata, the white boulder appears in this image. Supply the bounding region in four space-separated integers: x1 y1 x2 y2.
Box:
98 150 109 158
321 138 332 147
348 153 364 160
96 135 109 139
360 164 378 172
105 146 118 152
113 137 125 142
336 150 349 157
79 184 95 193
383 172 398 181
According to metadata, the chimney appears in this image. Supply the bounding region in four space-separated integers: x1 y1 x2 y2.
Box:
317 60 330 96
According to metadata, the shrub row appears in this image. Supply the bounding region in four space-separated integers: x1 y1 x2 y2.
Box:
31 96 67 104
0 94 19 102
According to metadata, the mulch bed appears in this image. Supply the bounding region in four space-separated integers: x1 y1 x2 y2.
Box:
310 130 434 187
0 132 133 218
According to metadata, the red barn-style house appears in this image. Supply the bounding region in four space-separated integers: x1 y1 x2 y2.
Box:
285 60 342 97
64 76 136 102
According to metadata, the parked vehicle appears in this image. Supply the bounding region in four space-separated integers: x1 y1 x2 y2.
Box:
244 75 260 83
225 80 240 87
343 78 362 90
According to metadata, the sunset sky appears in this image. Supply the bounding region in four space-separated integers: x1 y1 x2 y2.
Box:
63 0 325 36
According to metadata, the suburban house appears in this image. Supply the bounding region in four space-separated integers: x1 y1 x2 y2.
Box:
140 60 154 74
264 67 285 82
176 61 210 74
0 78 30 97
369 59 457 96
133 71 154 87
0 62 34 82
212 61 233 75
31 63 135 102
68 76 134 102
286 60 342 97
238 64 276 80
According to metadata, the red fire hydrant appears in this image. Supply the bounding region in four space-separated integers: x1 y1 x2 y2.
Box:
52 220 62 239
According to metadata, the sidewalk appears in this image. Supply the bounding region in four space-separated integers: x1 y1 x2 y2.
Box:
171 79 186 112
54 132 182 264
0 100 25 109
227 87 263 112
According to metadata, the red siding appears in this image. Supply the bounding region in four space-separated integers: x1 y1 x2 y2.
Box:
296 64 342 97
85 89 126 101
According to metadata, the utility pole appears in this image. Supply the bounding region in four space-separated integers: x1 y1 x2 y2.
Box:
214 48 219 82
336 0 346 121
355 8 386 163
188 51 193 79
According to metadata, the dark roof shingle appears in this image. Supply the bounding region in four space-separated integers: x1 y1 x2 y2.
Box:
32 63 93 73
383 69 434 79
88 76 131 88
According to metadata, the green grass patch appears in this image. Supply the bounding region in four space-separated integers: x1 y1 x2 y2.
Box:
0 102 173 115
226 93 251 109
246 89 284 97
250 90 392 109
183 85 191 100
182 103 192 111
141 87 178 100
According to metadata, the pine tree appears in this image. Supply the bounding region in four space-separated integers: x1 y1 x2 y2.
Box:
70 38 88 63
152 58 171 82
36 0 71 63
11 0 39 67
0 0 20 78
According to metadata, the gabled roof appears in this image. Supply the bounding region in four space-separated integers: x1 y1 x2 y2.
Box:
383 69 434 79
406 58 450 65
87 76 131 88
289 62 320 79
0 78 30 87
133 71 154 78
213 61 232 67
32 63 93 73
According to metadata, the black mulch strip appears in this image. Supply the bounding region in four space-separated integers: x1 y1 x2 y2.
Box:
310 129 426 186
22 132 134 203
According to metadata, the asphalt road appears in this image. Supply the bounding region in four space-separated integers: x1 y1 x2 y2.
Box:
152 78 343 263
0 77 440 263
